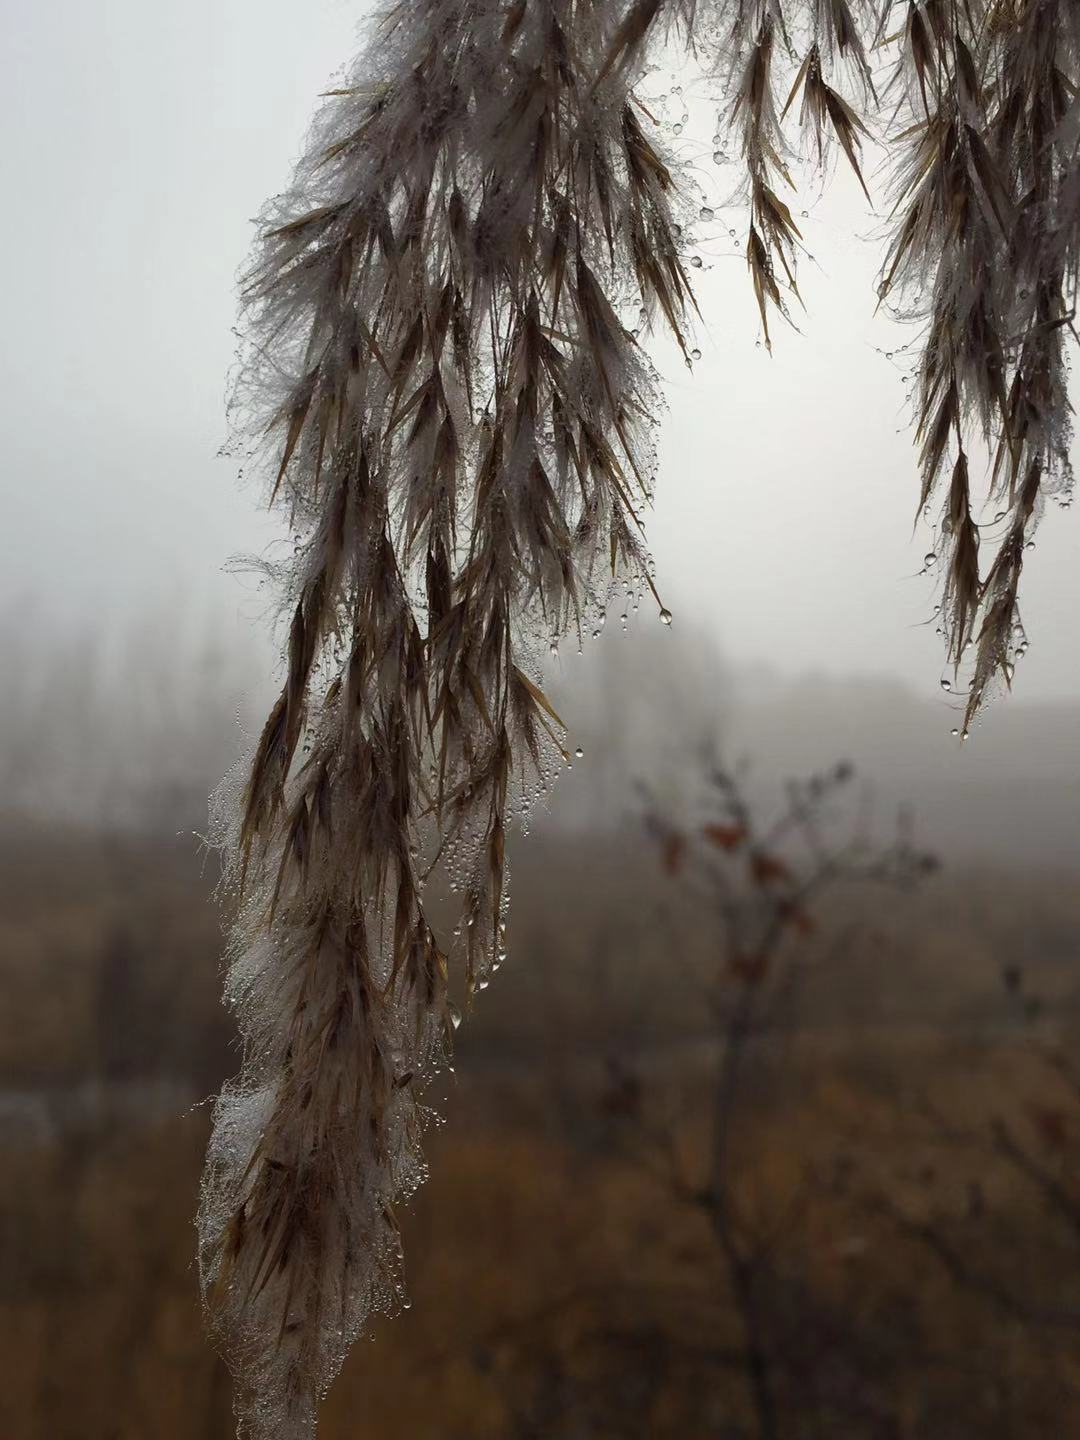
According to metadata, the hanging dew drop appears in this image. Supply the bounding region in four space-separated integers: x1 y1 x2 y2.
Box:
659 608 673 626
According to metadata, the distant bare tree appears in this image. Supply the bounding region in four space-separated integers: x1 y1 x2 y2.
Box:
604 758 933 1437
474 758 1080 1437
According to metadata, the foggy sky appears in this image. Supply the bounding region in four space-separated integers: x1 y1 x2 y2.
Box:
2 0 1078 705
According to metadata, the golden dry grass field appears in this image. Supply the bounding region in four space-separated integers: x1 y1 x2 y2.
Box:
3 823 1080 1439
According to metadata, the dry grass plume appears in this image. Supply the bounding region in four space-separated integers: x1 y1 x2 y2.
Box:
198 2 1078 1435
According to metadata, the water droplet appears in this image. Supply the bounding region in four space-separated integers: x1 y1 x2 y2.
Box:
690 255 703 268
951 727 960 737
659 608 673 626
691 347 702 360
700 206 714 222
940 678 951 691
448 1004 462 1030
924 551 938 567
574 746 584 759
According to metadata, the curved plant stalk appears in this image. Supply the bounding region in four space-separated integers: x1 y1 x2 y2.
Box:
200 1 1078 1435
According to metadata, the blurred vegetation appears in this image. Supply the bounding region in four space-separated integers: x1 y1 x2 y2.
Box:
4 762 1080 1437
3 617 1079 1436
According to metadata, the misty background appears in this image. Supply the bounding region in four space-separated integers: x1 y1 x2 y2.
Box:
2 0 1077 861
4 5 1080 1438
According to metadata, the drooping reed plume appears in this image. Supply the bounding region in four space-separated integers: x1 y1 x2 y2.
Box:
879 0 1079 729
199 3 697 1436
200 1 1078 1434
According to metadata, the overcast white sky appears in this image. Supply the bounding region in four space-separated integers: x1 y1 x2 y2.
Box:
2 0 1078 704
